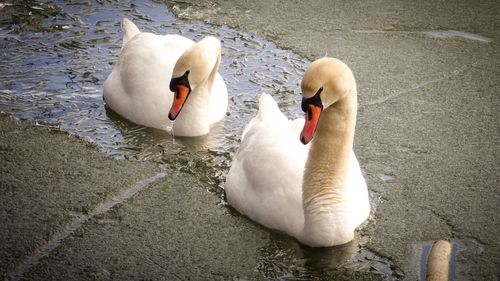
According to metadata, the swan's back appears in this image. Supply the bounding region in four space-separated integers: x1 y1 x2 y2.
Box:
226 94 309 237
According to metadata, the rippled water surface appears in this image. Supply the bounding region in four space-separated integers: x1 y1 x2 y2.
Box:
0 1 393 279
0 0 308 161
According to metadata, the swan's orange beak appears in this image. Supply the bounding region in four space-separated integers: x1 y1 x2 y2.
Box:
168 84 190 120
300 104 322 144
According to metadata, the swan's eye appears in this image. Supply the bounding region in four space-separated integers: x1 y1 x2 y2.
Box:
301 86 323 113
301 98 308 112
170 70 191 92
300 100 313 119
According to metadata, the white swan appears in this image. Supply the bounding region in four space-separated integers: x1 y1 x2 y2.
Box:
103 18 228 137
225 58 370 247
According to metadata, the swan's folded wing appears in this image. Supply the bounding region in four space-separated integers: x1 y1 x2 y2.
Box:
226 95 309 235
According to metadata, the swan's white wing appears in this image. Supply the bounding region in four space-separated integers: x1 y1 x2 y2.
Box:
226 94 309 237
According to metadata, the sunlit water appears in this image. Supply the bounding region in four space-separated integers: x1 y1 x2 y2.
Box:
0 1 394 279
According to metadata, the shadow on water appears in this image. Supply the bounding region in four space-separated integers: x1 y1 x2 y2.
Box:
0 0 395 279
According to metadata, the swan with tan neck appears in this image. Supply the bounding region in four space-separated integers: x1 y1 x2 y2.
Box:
225 57 370 247
103 19 227 137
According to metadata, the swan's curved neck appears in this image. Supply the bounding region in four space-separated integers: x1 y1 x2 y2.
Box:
172 54 221 136
300 91 358 246
208 52 221 85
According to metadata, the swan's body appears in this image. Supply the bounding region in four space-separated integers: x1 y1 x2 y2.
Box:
103 19 227 137
225 58 370 247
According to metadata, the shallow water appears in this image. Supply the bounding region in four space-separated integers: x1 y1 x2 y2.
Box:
0 0 308 161
0 0 394 279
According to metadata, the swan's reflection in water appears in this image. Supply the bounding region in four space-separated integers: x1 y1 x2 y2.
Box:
257 233 356 278
105 105 226 160
256 231 394 279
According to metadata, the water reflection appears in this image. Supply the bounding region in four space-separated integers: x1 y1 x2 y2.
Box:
104 105 226 160
257 232 394 279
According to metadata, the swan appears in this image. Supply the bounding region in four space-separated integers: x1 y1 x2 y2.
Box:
225 57 370 247
103 18 228 137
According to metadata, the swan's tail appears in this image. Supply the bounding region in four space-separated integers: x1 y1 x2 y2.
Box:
241 94 281 140
121 18 141 50
256 93 280 120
